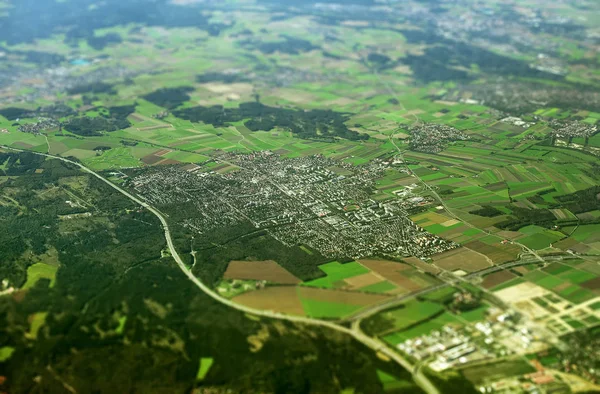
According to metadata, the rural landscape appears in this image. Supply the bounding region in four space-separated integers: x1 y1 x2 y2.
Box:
0 0 599 393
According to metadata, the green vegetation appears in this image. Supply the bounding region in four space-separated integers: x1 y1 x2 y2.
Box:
360 281 397 294
303 261 370 288
196 357 214 381
22 263 58 289
300 299 363 319
0 346 15 362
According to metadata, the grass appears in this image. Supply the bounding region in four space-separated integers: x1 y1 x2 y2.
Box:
382 312 461 345
458 305 489 322
0 346 15 362
360 281 397 294
23 263 58 289
382 300 444 332
299 299 363 319
196 358 214 381
115 316 127 334
303 261 370 289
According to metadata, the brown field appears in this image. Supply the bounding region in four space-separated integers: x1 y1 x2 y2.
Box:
233 286 305 315
298 287 389 306
344 272 383 288
402 257 441 274
156 159 181 165
359 259 431 291
463 241 520 264
581 277 600 290
411 211 452 225
481 271 517 289
155 149 172 156
513 266 530 275
141 154 163 165
224 260 301 284
432 247 492 272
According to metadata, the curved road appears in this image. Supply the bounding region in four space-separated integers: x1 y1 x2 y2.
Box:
2 146 439 394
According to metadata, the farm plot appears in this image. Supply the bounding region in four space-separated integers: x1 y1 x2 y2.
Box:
481 270 518 289
431 247 492 273
298 287 390 318
232 286 306 316
223 260 301 284
358 259 439 293
302 261 370 289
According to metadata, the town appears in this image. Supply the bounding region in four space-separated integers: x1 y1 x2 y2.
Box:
128 152 458 260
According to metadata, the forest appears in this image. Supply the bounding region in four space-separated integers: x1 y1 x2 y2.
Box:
173 102 369 141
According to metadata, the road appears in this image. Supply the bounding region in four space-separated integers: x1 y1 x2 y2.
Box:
1 145 440 394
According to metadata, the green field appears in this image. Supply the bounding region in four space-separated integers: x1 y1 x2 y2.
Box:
303 261 370 289
299 298 363 319
23 263 58 290
196 357 214 381
360 281 398 294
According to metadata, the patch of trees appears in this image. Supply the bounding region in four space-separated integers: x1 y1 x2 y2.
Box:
401 40 565 83
63 116 131 136
142 86 194 109
108 104 136 120
67 82 116 95
196 72 250 84
22 50 65 65
554 186 600 214
496 206 557 231
0 107 34 121
470 205 503 217
366 53 394 70
87 32 123 50
0 104 77 121
173 102 369 141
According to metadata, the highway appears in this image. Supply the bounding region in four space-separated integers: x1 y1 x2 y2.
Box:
2 145 440 394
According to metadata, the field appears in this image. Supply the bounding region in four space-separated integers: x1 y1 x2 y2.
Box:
231 285 390 318
358 259 440 293
431 247 492 273
303 261 370 289
22 263 58 290
460 359 536 386
223 260 301 284
493 263 600 335
481 270 518 289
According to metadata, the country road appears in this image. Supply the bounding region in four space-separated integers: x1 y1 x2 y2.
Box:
1 145 440 394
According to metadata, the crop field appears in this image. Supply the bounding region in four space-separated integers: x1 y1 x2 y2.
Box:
303 261 370 289
382 311 462 346
232 286 307 316
517 225 565 250
481 270 518 289
358 259 440 293
431 247 492 273
223 260 301 285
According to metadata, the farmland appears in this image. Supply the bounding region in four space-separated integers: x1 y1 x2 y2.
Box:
0 0 599 392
